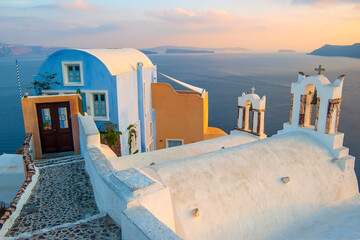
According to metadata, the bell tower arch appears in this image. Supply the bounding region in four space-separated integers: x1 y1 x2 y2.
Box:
235 87 266 139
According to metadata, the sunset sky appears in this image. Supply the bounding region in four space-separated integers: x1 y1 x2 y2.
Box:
0 0 359 51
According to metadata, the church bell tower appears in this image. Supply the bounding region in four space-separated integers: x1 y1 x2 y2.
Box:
235 87 267 139
280 66 349 160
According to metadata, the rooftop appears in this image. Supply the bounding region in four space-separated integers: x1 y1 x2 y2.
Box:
78 48 154 75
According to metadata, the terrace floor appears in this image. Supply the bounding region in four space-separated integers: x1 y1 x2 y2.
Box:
4 155 121 239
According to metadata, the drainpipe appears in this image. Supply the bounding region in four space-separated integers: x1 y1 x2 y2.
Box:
137 62 146 153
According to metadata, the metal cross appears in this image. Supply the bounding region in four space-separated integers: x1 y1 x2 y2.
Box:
315 65 325 74
251 86 255 94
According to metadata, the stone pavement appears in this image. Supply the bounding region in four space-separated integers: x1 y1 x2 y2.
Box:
5 155 121 239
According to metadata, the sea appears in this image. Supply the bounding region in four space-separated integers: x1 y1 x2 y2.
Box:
0 52 359 178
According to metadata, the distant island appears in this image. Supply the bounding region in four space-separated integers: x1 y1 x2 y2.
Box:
165 48 214 54
143 45 249 53
278 49 296 53
309 43 360 58
139 50 157 55
0 43 64 57
0 43 159 57
0 43 250 57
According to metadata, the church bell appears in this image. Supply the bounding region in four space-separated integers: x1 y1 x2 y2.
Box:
311 90 317 104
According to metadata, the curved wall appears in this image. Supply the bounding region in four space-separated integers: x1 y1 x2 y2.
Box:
34 49 119 129
150 132 358 240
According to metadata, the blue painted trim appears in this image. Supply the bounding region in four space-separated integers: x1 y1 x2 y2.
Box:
137 62 146 153
151 109 156 150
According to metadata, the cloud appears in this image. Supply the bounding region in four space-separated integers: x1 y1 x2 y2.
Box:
152 8 235 24
291 0 359 7
0 1 26 5
0 14 119 36
148 8 268 37
0 0 104 11
57 0 97 11
56 22 121 35
31 0 103 11
154 8 196 23
355 3 360 9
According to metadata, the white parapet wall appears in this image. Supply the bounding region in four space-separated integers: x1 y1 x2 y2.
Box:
77 114 181 240
78 113 358 240
0 154 25 204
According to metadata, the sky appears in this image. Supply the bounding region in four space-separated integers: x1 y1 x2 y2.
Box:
0 0 359 51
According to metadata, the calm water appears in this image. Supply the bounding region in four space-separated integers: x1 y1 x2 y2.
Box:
0 52 359 175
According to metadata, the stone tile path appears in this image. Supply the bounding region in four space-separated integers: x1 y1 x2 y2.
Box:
5 156 121 239
33 154 84 168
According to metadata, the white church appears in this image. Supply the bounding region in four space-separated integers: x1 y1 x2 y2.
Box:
73 66 359 239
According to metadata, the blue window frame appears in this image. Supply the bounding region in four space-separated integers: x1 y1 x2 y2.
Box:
93 93 106 117
67 64 81 82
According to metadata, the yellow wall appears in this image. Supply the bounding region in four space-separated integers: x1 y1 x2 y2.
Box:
22 95 81 159
152 83 227 150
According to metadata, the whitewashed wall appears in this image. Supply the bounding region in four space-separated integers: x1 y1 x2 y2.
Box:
77 114 180 240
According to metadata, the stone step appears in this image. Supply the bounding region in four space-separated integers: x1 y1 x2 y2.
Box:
34 155 83 164
333 146 349 159
277 129 285 134
35 157 84 167
3 155 121 239
341 155 355 162
34 155 84 167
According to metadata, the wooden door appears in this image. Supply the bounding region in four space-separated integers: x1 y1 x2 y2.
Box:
36 102 74 154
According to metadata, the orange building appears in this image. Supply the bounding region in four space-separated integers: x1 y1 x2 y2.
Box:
152 82 227 149
22 94 82 159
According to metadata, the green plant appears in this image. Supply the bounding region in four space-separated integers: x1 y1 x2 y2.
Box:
102 122 122 146
31 72 60 95
127 124 138 154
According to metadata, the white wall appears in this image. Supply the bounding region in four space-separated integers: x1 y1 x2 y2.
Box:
116 71 142 154
77 114 180 239
122 206 182 240
141 66 157 149
116 71 139 131
0 154 25 204
115 66 156 155
78 114 358 240
111 131 259 172
149 132 358 240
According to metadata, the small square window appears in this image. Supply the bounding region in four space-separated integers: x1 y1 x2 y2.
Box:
62 62 83 86
93 93 107 117
67 64 81 83
166 139 183 148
